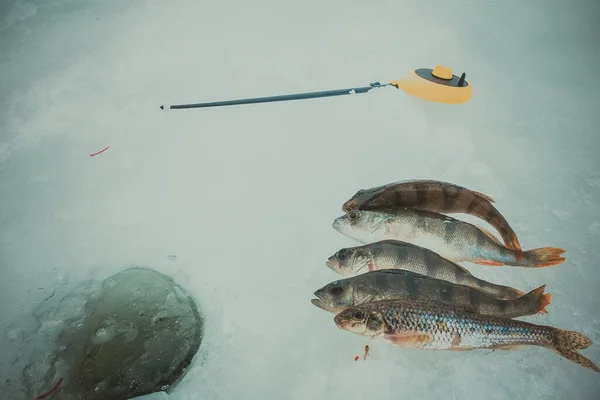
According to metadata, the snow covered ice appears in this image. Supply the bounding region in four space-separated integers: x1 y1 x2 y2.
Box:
1 0 599 399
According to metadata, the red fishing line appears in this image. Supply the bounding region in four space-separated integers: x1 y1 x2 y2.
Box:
90 146 110 157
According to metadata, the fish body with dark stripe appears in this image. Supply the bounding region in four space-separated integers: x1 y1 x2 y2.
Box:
311 269 551 318
342 180 522 254
326 240 526 300
332 210 565 268
334 299 600 373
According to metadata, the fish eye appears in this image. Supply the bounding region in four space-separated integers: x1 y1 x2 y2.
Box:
336 249 348 259
329 285 343 296
352 311 365 320
348 210 361 221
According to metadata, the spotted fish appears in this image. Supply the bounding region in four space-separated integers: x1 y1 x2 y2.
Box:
342 179 522 257
332 210 565 268
334 299 599 373
325 240 526 300
311 269 551 318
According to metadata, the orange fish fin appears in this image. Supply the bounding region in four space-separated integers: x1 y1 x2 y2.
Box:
447 333 475 351
447 347 473 351
490 344 522 351
539 289 552 314
473 260 504 266
507 236 523 252
384 332 433 348
522 247 566 268
521 284 552 314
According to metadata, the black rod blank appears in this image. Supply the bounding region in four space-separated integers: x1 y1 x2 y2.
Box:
161 82 387 110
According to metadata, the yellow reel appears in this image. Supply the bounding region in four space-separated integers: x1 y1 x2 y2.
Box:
391 65 473 104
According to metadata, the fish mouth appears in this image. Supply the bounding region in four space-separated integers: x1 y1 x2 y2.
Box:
311 298 342 313
333 313 348 329
311 290 340 313
325 260 336 271
310 289 344 314
332 215 347 231
310 299 325 310
311 298 327 310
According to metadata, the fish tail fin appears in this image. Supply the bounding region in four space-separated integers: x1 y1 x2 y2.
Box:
551 329 599 372
498 227 522 257
472 190 495 203
521 284 551 314
472 205 522 256
521 247 566 268
538 292 552 314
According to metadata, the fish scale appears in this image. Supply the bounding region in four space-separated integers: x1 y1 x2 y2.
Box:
381 303 549 350
371 301 554 350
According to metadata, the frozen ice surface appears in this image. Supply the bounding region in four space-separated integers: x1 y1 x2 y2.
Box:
1 0 599 399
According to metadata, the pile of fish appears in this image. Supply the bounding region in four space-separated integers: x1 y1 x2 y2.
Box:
311 179 599 373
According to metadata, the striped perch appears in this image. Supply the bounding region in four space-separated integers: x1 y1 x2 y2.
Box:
332 210 565 268
312 269 551 318
342 180 523 257
326 240 527 299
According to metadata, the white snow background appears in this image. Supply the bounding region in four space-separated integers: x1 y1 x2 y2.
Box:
1 0 599 399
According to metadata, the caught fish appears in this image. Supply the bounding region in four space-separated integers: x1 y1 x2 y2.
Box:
342 179 522 255
311 269 551 318
332 209 565 268
334 299 599 373
326 240 526 300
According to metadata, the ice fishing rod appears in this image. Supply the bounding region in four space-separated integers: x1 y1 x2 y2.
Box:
160 65 473 111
